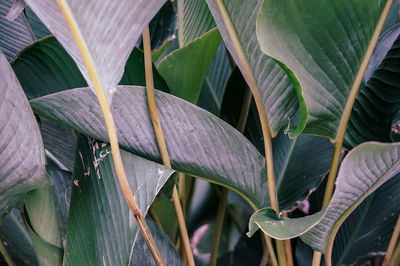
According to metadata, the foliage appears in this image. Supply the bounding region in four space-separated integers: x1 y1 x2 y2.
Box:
1 0 400 265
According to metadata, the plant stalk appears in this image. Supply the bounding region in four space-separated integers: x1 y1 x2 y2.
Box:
56 1 164 265
312 0 393 264
388 241 400 266
143 26 195 266
215 0 287 264
383 214 400 266
0 240 15 266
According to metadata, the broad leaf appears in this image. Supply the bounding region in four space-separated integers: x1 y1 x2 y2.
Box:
12 36 169 100
206 0 305 137
30 86 269 209
301 142 400 263
130 217 183 266
63 136 175 265
157 28 221 103
25 0 166 98
257 0 388 139
0 51 47 218
345 25 400 148
197 42 232 115
0 0 33 61
178 0 216 46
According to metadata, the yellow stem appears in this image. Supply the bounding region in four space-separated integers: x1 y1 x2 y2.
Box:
313 1 393 264
215 0 286 264
56 1 164 265
383 214 400 266
388 242 400 266
0 240 15 266
143 26 195 266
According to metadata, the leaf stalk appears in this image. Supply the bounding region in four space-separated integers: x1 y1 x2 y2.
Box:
383 214 400 266
56 1 164 265
142 26 195 266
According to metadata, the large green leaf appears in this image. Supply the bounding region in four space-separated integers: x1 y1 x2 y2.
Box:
178 0 216 46
30 86 269 209
63 135 175 265
25 0 166 98
301 142 400 263
0 0 33 61
206 0 305 137
0 51 48 218
11 36 169 100
345 25 400 148
247 142 400 264
257 0 388 139
157 28 221 104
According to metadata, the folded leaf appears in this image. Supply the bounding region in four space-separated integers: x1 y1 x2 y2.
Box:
206 0 306 137
0 51 47 218
30 86 269 209
257 0 388 139
63 135 175 265
25 0 166 98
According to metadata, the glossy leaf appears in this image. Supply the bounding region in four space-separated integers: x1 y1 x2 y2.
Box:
178 0 216 46
345 25 400 148
63 136 175 265
130 217 183 266
247 207 325 239
301 142 400 263
0 51 47 218
206 0 305 137
257 0 388 139
158 28 221 103
25 0 166 98
0 0 33 61
30 86 269 209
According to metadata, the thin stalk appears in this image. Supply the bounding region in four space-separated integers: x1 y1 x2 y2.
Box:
209 188 229 266
383 214 400 266
281 213 294 266
0 240 15 266
215 0 287 264
312 1 393 264
178 172 186 217
261 236 278 266
143 26 195 266
177 0 184 48
388 242 400 266
209 85 252 266
56 1 164 265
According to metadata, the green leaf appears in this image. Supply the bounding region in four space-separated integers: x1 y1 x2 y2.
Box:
247 207 325 239
301 142 400 263
0 0 33 61
178 0 216 46
25 0 167 98
0 209 37 265
30 86 268 209
197 42 232 115
25 186 63 266
63 135 175 265
158 28 221 104
130 217 183 266
0 51 48 218
345 26 400 148
256 0 388 139
206 0 306 137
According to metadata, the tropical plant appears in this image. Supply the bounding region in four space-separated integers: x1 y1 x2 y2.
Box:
1 0 400 265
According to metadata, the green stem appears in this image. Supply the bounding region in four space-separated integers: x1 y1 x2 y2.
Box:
215 1 286 264
312 1 393 265
142 26 195 266
0 239 15 266
56 1 164 265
